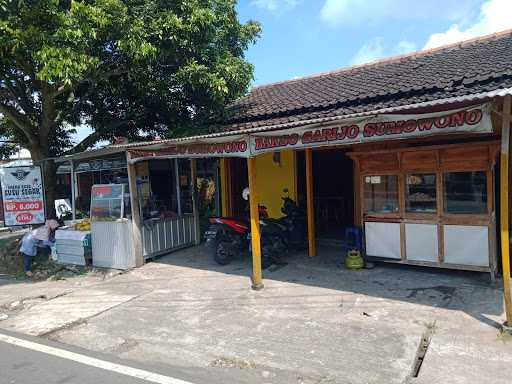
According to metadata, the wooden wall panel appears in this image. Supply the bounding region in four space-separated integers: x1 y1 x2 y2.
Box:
401 150 438 171
359 152 398 174
439 145 489 170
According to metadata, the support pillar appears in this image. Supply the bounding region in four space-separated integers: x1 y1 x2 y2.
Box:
126 152 144 267
70 160 76 221
220 158 232 216
500 95 512 328
248 157 263 290
174 159 182 216
305 148 316 257
190 158 201 245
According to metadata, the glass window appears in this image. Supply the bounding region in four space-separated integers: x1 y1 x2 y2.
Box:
363 175 399 214
444 171 487 214
405 173 437 213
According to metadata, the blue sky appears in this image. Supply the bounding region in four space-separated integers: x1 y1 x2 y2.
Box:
237 0 512 86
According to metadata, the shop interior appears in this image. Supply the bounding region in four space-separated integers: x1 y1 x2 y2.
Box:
297 149 355 241
74 155 128 216
137 158 220 227
228 158 249 217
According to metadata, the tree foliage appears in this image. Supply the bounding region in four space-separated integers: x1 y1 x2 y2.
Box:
0 0 260 214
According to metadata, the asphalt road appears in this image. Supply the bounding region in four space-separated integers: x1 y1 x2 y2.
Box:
0 341 151 384
0 330 196 384
0 329 283 384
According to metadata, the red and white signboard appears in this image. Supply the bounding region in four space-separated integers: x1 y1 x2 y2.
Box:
250 104 493 154
0 166 45 226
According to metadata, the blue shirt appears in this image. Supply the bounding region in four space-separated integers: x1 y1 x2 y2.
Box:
20 232 54 257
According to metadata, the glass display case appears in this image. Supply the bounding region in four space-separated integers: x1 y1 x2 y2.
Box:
405 173 437 213
444 171 487 214
363 175 399 214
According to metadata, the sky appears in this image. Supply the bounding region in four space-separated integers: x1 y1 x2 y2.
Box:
237 0 512 86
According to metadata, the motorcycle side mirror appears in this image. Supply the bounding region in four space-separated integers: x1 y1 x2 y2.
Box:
242 187 250 201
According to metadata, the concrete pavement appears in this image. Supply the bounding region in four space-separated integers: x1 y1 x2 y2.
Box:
0 245 510 383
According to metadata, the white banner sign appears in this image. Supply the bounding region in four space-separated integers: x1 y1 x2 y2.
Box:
129 134 250 161
129 104 493 161
0 166 45 226
250 104 493 154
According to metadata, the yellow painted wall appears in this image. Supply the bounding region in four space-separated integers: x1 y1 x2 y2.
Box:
255 151 296 218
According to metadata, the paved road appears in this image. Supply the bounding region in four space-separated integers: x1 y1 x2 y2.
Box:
1 341 151 384
0 330 196 384
0 329 283 384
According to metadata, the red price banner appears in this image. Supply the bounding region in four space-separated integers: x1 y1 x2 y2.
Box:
16 212 34 223
92 186 112 196
4 200 43 212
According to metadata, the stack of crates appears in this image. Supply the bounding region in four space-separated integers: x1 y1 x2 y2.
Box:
55 229 92 266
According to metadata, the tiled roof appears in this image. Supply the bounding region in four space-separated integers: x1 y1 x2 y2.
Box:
223 29 512 131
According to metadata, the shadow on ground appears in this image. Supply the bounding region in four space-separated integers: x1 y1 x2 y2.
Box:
150 244 505 330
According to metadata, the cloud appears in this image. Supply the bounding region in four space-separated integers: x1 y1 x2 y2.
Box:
351 38 416 65
395 40 417 54
351 37 384 65
424 0 512 49
250 0 301 12
320 0 480 26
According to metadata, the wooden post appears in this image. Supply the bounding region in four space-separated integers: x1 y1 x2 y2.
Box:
305 148 316 257
220 158 232 216
126 152 144 267
190 158 201 245
174 159 182 216
70 160 76 221
248 156 263 290
501 95 512 327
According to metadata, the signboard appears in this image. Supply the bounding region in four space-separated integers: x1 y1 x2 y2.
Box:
90 184 125 221
128 104 493 161
0 166 45 226
129 134 250 161
250 104 493 154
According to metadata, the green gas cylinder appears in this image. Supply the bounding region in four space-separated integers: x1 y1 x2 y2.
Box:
345 249 364 270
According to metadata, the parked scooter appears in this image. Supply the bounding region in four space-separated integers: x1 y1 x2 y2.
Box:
204 189 306 267
264 190 308 253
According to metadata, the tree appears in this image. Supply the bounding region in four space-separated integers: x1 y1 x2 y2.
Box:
0 0 260 216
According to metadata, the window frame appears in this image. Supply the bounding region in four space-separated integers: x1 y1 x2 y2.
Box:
442 170 488 216
404 172 438 216
362 172 401 219
359 158 493 224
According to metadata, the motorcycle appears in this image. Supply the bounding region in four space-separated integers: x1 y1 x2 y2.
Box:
204 189 306 267
264 194 308 252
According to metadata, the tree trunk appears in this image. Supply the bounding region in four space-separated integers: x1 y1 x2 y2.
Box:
31 147 57 220
43 160 57 219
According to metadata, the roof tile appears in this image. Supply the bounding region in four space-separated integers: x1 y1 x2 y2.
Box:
221 30 512 131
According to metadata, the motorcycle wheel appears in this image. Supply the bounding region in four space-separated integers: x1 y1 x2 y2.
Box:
214 242 234 265
261 245 273 269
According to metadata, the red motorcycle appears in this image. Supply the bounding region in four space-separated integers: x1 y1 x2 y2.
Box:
205 190 307 268
204 204 277 267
